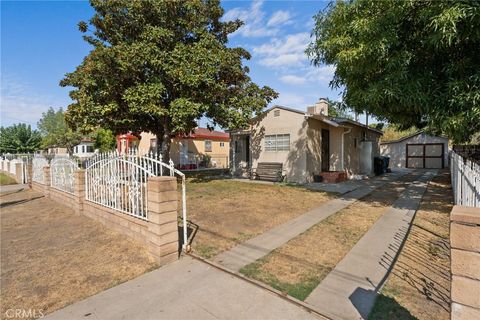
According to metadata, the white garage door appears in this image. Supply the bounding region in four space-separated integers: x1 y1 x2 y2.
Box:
406 143 444 168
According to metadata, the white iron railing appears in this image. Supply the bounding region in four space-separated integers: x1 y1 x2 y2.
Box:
451 151 480 207
32 155 48 183
9 159 21 176
85 150 188 248
50 156 78 194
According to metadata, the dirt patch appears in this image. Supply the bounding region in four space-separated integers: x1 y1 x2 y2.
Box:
1 189 157 319
240 171 425 300
369 170 452 320
184 179 333 259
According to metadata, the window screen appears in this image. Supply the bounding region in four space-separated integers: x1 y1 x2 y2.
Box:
265 134 290 151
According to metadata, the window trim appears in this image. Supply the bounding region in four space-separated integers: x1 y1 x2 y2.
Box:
205 140 212 152
264 134 290 152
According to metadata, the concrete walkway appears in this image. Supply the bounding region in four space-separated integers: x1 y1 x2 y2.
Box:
0 183 28 194
214 169 412 272
45 256 322 320
304 170 437 320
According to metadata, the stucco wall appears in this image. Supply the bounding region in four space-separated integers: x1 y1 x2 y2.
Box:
250 107 308 183
380 133 449 168
343 126 382 175
138 132 229 167
305 119 344 175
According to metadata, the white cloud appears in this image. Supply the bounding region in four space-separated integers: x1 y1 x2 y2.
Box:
272 92 308 108
254 32 310 67
223 1 293 38
267 10 292 27
305 65 336 85
279 75 307 85
0 75 62 128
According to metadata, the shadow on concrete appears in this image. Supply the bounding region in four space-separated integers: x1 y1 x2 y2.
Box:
0 195 44 209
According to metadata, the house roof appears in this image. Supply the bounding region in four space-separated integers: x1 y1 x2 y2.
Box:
331 118 384 135
180 127 229 141
380 130 448 144
236 104 384 135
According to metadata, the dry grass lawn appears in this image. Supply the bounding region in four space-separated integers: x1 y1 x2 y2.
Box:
0 173 17 186
369 170 452 320
240 171 425 300
185 179 333 259
1 189 157 319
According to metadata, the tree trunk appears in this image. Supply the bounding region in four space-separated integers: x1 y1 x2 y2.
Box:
161 129 171 162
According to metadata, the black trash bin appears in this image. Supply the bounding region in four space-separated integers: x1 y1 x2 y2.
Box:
374 156 383 175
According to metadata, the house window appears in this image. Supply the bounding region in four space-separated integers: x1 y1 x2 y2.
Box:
220 142 225 147
205 140 212 152
82 145 86 153
265 134 290 152
86 145 94 153
274 110 280 117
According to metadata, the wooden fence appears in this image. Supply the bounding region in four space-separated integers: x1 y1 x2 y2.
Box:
450 150 480 207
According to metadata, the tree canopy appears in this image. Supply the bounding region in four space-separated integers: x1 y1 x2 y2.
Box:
93 128 116 152
0 123 42 153
307 0 480 143
61 0 277 159
37 107 82 154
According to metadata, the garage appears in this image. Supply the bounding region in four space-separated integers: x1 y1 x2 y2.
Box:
380 131 449 169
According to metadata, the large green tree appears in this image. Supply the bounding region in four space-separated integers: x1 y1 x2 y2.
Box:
0 123 42 153
307 0 480 143
61 0 277 159
37 107 82 154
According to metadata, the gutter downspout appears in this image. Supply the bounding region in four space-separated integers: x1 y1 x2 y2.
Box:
341 127 352 172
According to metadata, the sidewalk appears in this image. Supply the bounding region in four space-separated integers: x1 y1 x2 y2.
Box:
45 256 322 320
304 170 437 320
214 169 412 272
0 183 28 194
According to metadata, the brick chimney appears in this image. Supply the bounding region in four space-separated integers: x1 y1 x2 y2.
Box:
307 98 329 116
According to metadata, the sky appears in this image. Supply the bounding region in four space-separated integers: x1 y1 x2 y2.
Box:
1 0 350 130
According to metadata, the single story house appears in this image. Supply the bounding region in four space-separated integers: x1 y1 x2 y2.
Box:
118 128 230 169
380 131 449 168
73 138 96 159
230 98 383 183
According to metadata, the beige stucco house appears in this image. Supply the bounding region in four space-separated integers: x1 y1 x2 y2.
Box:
230 99 383 183
136 128 230 169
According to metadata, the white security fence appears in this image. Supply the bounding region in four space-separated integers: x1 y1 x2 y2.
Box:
50 156 79 194
85 150 188 246
32 155 49 183
1 155 30 184
451 150 480 207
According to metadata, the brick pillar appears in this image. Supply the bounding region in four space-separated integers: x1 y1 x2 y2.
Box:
43 166 51 197
147 176 179 266
15 163 24 184
27 163 32 186
73 169 85 215
450 205 480 320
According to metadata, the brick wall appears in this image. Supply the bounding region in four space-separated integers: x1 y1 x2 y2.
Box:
30 166 179 266
450 205 480 320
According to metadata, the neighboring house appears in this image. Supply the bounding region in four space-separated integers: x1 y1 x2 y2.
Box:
230 98 383 183
380 131 449 168
47 147 68 155
73 138 96 159
118 128 230 169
